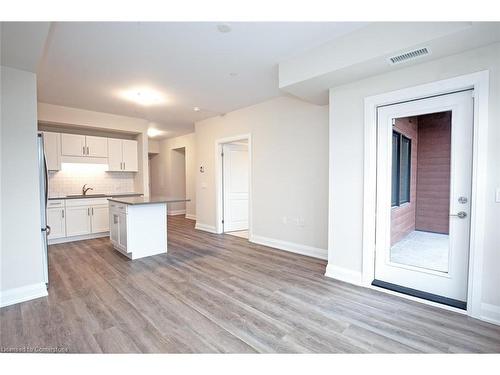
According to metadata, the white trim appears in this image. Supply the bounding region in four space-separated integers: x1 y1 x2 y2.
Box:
325 264 362 285
48 231 108 245
194 222 218 234
214 133 253 237
250 234 327 260
185 214 197 221
480 303 500 326
362 70 489 320
0 283 48 308
167 209 186 216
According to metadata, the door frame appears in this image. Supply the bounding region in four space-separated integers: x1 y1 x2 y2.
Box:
214 134 252 236
362 70 489 319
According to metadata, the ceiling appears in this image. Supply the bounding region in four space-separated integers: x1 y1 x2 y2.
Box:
37 22 368 138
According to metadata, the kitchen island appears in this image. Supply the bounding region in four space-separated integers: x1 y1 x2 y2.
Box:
108 196 189 260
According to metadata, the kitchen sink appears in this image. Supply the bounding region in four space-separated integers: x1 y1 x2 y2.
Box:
66 194 108 198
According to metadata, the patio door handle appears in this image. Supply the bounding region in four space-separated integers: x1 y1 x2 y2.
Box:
450 211 467 219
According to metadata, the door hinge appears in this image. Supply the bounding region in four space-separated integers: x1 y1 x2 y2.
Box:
222 219 224 224
221 152 224 157
391 118 396 125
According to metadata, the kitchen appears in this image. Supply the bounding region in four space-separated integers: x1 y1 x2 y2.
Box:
38 126 187 284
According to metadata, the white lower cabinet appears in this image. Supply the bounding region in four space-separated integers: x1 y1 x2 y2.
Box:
91 205 109 233
56 198 110 241
109 202 129 254
47 205 66 240
65 206 91 236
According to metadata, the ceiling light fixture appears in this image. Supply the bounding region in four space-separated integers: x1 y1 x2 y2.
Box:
119 88 166 106
193 107 200 112
147 128 162 138
216 23 232 33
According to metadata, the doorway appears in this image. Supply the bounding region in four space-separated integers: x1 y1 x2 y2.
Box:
215 134 252 239
222 141 249 238
373 90 473 309
169 147 187 215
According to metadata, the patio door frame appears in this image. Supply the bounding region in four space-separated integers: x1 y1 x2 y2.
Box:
362 71 489 319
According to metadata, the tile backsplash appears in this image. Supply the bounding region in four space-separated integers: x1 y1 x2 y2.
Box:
48 163 136 197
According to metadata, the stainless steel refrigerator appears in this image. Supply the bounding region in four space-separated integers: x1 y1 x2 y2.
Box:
38 133 49 285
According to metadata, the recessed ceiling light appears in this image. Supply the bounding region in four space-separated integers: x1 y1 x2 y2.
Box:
147 128 162 137
216 23 232 33
193 107 200 112
229 72 238 77
119 87 166 106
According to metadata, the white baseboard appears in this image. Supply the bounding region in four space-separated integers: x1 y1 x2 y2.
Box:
185 214 197 220
249 234 327 260
1 282 48 308
324 264 363 285
195 222 218 234
480 303 500 326
48 232 108 245
168 209 186 216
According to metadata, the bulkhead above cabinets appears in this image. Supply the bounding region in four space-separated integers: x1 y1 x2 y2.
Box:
42 131 138 172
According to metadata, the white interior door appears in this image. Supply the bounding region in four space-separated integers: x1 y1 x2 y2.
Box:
223 143 249 232
375 90 473 306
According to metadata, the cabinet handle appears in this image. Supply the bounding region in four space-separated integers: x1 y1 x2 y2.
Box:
62 210 64 219
92 207 94 215
87 208 90 216
83 146 85 155
87 146 89 155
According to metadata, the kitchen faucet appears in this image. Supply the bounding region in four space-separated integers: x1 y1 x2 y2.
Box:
82 184 94 196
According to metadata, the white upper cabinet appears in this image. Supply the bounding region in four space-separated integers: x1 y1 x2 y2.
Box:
107 138 123 171
108 138 138 172
61 134 86 157
86 136 108 158
43 132 61 171
122 140 138 172
61 134 108 158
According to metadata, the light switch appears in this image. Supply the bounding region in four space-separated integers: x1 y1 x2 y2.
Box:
201 182 207 189
496 188 500 203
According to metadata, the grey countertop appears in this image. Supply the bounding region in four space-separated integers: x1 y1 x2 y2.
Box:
49 193 143 200
108 196 190 205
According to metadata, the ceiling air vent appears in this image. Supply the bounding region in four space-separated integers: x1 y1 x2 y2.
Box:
388 47 430 65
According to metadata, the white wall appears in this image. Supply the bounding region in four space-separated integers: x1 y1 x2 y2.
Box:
150 133 196 219
328 43 500 313
195 96 329 257
1 66 46 305
37 103 150 196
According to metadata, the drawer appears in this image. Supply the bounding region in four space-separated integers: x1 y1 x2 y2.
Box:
47 199 65 208
66 198 109 207
109 202 127 213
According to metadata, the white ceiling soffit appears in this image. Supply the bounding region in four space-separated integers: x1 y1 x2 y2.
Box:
279 22 500 104
1 22 51 73
37 22 368 139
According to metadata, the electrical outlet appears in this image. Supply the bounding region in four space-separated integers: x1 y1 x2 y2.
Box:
296 217 305 227
496 188 500 203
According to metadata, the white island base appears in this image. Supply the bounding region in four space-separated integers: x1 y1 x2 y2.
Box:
109 201 167 259
109 198 176 260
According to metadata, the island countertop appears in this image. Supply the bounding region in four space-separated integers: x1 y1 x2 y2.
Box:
107 196 190 205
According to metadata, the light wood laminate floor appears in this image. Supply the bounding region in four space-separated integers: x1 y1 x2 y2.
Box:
1 216 499 353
